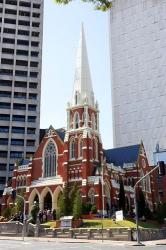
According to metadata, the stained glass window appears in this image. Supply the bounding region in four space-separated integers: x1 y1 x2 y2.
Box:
44 141 56 177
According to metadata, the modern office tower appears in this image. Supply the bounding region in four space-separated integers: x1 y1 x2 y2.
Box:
110 0 166 164
0 0 43 193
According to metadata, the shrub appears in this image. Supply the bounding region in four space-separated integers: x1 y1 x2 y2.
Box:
91 204 97 214
31 204 39 224
82 203 92 214
2 207 12 220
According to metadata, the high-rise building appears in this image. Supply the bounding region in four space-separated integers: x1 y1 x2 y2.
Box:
110 0 166 164
0 0 43 194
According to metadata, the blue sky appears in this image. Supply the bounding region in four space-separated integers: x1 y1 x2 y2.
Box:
41 0 113 149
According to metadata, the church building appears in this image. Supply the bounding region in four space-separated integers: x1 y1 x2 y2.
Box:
2 26 157 215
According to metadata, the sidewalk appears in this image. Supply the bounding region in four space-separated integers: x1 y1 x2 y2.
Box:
0 236 165 246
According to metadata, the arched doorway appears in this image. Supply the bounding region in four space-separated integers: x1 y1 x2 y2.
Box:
34 194 39 204
44 192 52 210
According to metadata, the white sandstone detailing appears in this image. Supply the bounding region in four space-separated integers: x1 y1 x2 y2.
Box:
64 132 69 142
82 179 87 186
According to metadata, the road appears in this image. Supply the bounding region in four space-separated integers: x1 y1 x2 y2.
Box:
0 240 165 250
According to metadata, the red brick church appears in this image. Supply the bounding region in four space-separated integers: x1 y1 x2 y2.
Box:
2 26 157 215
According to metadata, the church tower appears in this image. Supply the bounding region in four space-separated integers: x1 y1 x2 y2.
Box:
64 25 103 202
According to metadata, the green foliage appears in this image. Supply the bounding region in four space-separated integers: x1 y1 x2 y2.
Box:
82 202 92 214
91 204 97 214
15 196 24 213
154 203 166 224
58 185 70 217
70 182 79 213
2 207 12 219
54 0 112 11
31 204 39 224
118 180 126 212
73 190 82 219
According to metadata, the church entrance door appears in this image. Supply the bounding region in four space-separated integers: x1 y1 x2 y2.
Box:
44 192 52 210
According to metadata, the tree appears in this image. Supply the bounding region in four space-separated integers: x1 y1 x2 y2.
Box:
31 203 39 224
15 195 24 213
58 185 70 217
73 190 82 219
54 0 112 11
118 180 126 212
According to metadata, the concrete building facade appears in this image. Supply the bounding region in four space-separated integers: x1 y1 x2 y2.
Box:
110 0 166 164
0 0 43 193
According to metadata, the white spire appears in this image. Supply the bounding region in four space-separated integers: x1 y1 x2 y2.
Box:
71 24 95 107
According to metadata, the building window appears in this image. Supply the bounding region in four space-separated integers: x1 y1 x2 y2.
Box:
0 151 8 158
70 139 75 159
0 177 6 184
0 91 11 98
13 103 26 110
14 81 27 88
10 151 23 158
29 93 37 99
44 141 56 178
26 140 35 146
0 164 7 171
0 126 9 133
28 105 36 111
14 92 26 99
74 112 80 129
11 139 24 146
0 102 11 109
29 82 38 88
9 164 14 171
0 114 10 121
78 137 83 158
12 127 25 134
27 128 36 134
12 115 25 122
2 48 14 55
0 139 8 145
27 116 36 123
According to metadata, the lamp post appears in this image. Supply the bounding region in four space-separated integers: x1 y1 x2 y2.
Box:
134 162 165 245
101 162 105 242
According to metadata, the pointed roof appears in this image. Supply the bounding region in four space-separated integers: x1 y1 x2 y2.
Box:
71 24 95 107
104 144 140 167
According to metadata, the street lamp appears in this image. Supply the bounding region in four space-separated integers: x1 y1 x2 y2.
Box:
133 162 165 245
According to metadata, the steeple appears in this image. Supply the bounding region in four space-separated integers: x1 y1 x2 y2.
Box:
71 24 95 107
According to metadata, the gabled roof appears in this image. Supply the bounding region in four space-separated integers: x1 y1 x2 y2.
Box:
104 144 140 167
55 128 66 142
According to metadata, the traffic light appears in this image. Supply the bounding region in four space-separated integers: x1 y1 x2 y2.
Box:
11 189 16 199
158 161 165 176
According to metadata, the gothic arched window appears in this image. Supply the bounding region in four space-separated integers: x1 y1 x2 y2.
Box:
44 141 56 177
70 139 75 159
78 137 83 158
74 112 80 129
